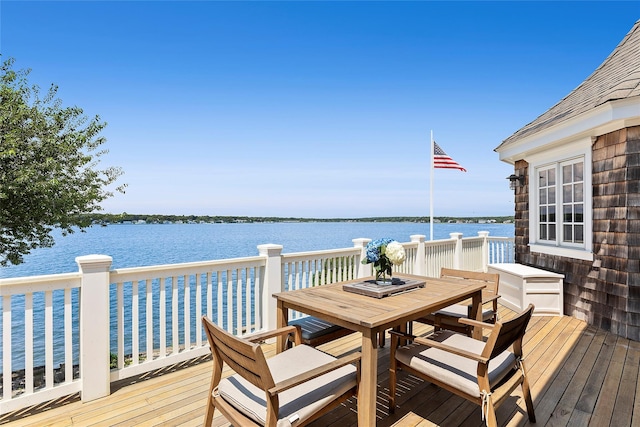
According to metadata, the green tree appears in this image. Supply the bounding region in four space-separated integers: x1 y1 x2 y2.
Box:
0 58 126 266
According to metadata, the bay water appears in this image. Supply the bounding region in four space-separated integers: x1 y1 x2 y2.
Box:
1 221 514 371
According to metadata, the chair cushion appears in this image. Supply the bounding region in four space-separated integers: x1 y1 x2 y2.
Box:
288 316 344 341
217 344 357 427
435 304 495 321
395 331 516 398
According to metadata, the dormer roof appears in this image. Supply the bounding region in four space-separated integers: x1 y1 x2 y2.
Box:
496 20 640 158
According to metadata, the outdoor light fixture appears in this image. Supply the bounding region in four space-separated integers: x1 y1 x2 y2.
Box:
507 174 525 190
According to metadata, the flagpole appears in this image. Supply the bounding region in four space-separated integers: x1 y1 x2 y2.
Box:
430 130 434 241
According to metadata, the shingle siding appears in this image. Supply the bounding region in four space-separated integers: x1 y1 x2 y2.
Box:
515 126 640 339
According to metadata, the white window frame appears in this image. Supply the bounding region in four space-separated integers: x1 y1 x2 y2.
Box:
526 137 594 261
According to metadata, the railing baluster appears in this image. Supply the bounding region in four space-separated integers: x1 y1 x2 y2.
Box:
45 290 53 389
64 288 73 382
216 271 223 327
172 276 178 355
226 270 233 333
132 281 139 365
206 271 213 321
25 293 33 395
159 277 166 358
236 269 242 335
145 279 153 361
195 273 202 347
244 268 251 334
117 282 124 369
2 295 11 400
184 274 191 351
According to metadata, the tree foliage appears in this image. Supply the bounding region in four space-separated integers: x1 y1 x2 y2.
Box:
0 58 126 266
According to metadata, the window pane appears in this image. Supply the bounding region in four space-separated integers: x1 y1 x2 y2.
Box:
539 170 547 187
548 169 556 185
575 204 584 222
549 225 556 241
540 206 547 222
549 187 556 203
540 224 547 240
563 165 572 183
575 225 584 243
574 162 583 181
575 183 583 202
564 205 573 222
564 225 572 242
540 189 547 204
563 185 572 203
549 206 556 222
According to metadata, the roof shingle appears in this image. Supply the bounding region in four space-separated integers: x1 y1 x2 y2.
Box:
497 19 640 150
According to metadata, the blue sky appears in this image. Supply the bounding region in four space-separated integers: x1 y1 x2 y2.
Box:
2 1 638 218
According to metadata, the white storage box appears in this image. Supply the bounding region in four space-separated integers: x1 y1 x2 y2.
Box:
488 263 564 316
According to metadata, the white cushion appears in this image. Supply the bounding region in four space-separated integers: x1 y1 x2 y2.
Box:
218 344 357 426
436 304 494 320
395 331 516 398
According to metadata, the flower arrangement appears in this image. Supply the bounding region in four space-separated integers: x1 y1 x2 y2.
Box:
362 238 407 284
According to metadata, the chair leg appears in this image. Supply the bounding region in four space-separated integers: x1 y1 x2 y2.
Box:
379 330 386 347
484 396 498 427
203 396 215 426
389 334 398 412
521 375 536 423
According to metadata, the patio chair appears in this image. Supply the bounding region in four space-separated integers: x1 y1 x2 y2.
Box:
389 304 536 427
201 316 361 427
287 316 355 347
414 268 501 336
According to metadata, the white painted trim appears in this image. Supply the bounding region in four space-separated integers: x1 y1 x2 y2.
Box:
529 244 594 261
497 97 640 163
527 138 593 257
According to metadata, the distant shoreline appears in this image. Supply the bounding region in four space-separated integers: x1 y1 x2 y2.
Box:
83 213 515 225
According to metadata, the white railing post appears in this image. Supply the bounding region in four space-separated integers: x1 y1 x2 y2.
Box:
478 231 490 272
76 254 113 402
353 238 372 278
450 233 463 270
410 234 426 276
258 244 283 332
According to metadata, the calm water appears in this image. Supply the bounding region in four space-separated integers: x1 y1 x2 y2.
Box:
1 222 513 371
0 221 513 278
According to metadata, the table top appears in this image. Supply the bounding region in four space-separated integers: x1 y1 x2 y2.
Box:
273 273 486 332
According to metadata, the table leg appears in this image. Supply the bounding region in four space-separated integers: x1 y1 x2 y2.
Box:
470 290 483 340
276 300 287 353
358 328 378 427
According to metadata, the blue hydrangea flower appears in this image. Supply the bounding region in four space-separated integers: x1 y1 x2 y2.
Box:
363 237 394 263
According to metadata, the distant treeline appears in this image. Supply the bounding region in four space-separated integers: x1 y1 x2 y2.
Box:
81 213 514 224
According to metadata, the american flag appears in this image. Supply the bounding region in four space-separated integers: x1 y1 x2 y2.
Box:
433 142 466 172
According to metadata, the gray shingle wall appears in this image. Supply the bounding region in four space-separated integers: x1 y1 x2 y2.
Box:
515 126 640 341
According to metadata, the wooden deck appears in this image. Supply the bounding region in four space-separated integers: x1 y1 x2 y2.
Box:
3 305 640 426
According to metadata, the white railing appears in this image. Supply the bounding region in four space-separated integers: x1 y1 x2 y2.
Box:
0 231 514 413
1 273 82 412
108 256 267 383
281 247 361 320
487 236 516 264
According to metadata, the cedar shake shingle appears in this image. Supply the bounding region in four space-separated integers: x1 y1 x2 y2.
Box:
497 20 640 150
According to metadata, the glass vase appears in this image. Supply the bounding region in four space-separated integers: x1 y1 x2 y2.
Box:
375 269 393 286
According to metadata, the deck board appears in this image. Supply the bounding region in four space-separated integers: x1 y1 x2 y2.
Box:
2 305 640 426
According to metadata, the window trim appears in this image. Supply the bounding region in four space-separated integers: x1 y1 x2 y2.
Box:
525 137 593 261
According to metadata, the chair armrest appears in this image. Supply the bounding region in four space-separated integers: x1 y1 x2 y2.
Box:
389 330 417 340
245 326 300 343
268 352 361 396
413 337 489 363
481 294 501 304
457 317 496 330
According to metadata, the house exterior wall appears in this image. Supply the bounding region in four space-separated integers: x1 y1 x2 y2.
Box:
514 125 640 340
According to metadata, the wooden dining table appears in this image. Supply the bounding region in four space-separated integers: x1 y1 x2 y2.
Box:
272 273 486 427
